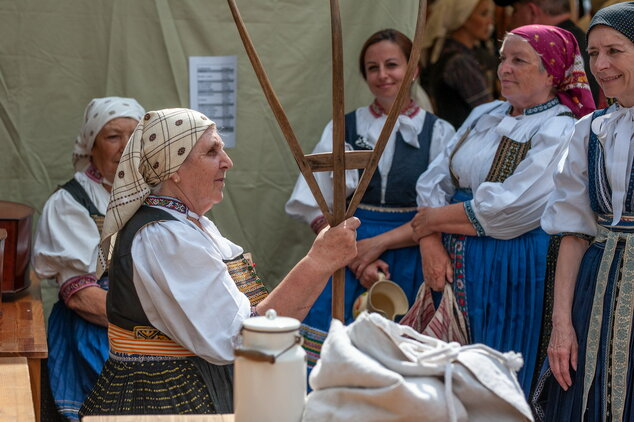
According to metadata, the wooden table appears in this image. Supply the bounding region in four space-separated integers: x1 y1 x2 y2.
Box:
83 415 234 421
0 275 47 421
0 228 6 312
0 357 35 421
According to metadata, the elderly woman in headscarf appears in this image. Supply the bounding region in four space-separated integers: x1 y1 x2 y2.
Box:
407 24 596 396
79 108 359 416
421 0 496 128
32 97 145 421
534 3 634 420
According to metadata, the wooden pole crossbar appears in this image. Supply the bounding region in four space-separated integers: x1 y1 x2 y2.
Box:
227 0 428 321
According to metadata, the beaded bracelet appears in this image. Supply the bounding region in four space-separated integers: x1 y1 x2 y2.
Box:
310 215 328 234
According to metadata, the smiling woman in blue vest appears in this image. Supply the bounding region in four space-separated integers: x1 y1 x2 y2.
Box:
285 28 455 371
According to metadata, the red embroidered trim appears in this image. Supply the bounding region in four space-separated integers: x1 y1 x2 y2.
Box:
85 163 103 183
144 195 188 214
369 99 420 119
60 274 100 304
310 216 328 234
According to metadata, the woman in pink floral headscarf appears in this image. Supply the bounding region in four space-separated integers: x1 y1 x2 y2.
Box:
406 24 595 396
510 24 596 119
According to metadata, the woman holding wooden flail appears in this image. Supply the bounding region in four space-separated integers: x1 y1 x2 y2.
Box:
80 108 359 416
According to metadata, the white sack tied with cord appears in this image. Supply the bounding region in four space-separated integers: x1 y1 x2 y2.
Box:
302 312 533 422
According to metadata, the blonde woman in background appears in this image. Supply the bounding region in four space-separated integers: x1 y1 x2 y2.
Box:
421 0 495 128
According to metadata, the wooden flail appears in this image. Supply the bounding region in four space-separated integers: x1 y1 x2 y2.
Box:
228 0 428 321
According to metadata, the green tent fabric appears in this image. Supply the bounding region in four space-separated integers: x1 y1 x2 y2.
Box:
0 0 420 288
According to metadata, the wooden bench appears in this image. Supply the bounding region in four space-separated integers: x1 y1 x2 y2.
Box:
0 274 47 421
0 356 35 421
83 415 234 421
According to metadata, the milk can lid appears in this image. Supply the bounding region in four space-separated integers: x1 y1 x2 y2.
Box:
242 309 300 333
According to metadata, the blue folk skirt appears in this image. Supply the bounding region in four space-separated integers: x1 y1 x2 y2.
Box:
47 300 109 421
301 206 423 369
447 189 549 396
534 241 634 421
446 227 549 396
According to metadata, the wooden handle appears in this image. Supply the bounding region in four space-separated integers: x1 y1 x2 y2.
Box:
228 0 430 323
305 150 372 172
329 0 346 321
227 0 333 222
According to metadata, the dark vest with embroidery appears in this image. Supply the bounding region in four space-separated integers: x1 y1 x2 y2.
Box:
106 206 176 331
346 110 437 207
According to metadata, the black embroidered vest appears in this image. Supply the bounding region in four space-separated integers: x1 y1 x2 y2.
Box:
106 206 175 330
346 109 437 207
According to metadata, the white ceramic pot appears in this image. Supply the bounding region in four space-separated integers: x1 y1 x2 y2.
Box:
352 272 409 320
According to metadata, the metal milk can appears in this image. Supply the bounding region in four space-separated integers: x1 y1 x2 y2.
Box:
234 309 306 422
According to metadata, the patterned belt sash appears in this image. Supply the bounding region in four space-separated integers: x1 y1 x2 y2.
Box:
108 323 195 357
356 203 418 213
583 216 634 421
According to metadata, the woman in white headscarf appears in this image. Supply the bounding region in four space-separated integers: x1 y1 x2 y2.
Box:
79 108 359 416
32 96 144 421
422 0 495 128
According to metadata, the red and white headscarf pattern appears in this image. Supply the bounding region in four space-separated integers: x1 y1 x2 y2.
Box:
510 25 596 118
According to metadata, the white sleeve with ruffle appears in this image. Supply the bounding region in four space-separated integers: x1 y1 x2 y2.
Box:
32 190 100 283
32 173 108 289
470 114 575 239
131 218 250 365
415 102 501 208
541 114 596 237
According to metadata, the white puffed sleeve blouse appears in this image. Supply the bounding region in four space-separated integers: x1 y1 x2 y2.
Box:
542 104 634 236
131 206 251 365
33 171 109 289
416 99 576 240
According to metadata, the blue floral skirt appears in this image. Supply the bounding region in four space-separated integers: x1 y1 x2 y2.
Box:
445 226 549 396
446 189 549 396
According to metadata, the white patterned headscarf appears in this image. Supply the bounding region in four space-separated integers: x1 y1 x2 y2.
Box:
97 108 215 277
423 0 482 64
72 97 145 172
